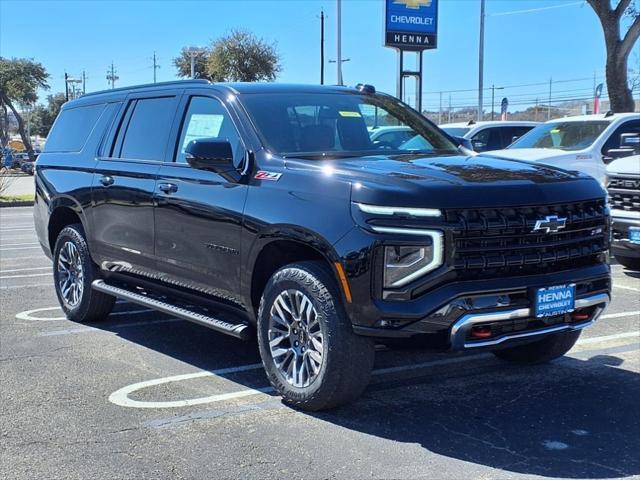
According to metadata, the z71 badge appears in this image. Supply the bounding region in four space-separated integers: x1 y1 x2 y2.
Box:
254 171 282 181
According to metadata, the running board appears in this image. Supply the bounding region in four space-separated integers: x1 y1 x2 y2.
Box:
92 280 251 340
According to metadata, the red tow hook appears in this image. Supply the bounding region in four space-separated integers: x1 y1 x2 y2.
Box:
571 311 590 322
470 325 493 339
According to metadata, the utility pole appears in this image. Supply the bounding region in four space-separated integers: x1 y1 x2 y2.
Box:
438 91 443 124
448 94 452 123
106 62 119 89
64 72 69 101
548 77 552 120
336 0 343 85
320 9 325 85
82 70 86 95
478 0 486 121
152 52 160 83
186 48 205 79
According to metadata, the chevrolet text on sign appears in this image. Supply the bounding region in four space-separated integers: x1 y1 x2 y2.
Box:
385 0 438 50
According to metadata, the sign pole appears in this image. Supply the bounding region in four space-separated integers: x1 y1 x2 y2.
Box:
416 51 423 112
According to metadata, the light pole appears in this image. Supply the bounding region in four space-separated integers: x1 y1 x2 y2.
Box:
491 85 504 121
186 48 205 79
478 0 486 121
336 0 343 85
329 58 350 85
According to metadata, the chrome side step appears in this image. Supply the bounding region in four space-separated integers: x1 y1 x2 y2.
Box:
92 280 251 340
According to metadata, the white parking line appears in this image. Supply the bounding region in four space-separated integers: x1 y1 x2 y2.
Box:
0 266 50 273
600 311 640 320
0 242 39 247
614 284 640 292
41 318 181 336
0 246 42 251
0 256 48 262
0 282 52 290
17 306 155 322
109 328 640 410
0 272 51 279
0 226 34 230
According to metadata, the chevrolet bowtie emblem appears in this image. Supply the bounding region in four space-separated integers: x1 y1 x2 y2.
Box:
393 0 432 9
532 215 567 234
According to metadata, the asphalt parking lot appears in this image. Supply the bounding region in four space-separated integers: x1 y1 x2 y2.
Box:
1 205 639 480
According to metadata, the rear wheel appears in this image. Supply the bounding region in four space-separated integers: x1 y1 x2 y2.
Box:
53 224 115 323
616 255 640 271
492 330 581 364
257 261 374 411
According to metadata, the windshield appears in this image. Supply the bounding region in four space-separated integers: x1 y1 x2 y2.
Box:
240 92 458 158
509 121 609 151
441 127 471 137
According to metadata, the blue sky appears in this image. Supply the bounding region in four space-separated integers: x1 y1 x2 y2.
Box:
0 0 631 110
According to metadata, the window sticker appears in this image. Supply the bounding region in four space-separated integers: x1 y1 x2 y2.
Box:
339 111 362 118
181 114 224 151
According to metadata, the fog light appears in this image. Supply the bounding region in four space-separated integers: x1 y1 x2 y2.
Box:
470 325 493 339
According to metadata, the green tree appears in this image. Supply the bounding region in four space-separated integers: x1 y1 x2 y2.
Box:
208 30 281 82
174 31 281 83
30 93 66 138
587 0 640 112
0 57 49 159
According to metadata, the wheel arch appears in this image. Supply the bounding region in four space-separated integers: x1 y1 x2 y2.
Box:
47 196 89 253
247 230 347 319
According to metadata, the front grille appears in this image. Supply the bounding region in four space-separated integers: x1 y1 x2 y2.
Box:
446 199 608 278
608 175 640 213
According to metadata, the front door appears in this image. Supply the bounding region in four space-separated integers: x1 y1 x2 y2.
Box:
153 94 248 305
91 93 180 275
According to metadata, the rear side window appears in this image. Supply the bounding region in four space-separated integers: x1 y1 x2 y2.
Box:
45 104 105 152
117 97 177 160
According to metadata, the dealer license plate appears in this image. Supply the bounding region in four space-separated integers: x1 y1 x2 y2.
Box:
535 284 576 318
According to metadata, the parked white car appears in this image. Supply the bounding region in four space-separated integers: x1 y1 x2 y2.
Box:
439 121 539 152
606 155 640 270
484 113 640 184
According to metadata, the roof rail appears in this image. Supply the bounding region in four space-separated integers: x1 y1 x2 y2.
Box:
81 79 211 98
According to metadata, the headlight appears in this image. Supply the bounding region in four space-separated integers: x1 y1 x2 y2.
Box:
383 232 443 288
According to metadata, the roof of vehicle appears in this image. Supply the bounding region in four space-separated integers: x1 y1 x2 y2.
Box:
439 121 540 128
544 112 640 123
62 80 380 109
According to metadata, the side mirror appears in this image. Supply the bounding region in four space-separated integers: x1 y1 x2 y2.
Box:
620 132 640 152
472 140 487 152
452 136 474 152
185 139 234 173
604 148 636 163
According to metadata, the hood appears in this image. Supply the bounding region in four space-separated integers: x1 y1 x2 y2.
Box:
606 155 640 176
481 148 572 162
284 153 604 209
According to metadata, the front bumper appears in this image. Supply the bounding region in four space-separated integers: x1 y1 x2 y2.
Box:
449 292 609 350
611 214 640 259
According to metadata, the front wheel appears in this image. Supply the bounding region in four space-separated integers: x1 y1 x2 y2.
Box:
53 224 115 323
616 255 640 271
257 261 375 411
492 330 581 364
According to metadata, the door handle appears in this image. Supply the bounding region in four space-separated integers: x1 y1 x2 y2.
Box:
158 182 178 194
99 175 114 187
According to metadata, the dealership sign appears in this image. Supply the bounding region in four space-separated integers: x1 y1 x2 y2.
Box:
385 0 438 50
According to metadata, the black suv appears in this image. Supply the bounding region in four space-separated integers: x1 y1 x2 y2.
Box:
35 81 611 410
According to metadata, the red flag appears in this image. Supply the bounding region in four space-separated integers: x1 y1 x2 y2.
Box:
594 83 603 114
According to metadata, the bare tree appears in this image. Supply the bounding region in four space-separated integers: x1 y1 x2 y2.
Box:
587 0 640 112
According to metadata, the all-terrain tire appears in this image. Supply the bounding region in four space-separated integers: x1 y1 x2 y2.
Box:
257 261 375 411
492 330 581 364
616 255 640 271
53 224 115 323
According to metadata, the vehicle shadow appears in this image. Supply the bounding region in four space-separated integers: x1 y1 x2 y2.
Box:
92 306 639 479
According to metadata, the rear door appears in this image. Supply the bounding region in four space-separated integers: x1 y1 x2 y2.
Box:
91 92 181 275
153 91 249 304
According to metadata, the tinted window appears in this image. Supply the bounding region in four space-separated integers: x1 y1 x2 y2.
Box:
45 104 105 152
119 97 176 160
510 121 609 150
240 93 457 158
601 120 640 154
176 96 242 164
501 126 534 147
471 128 502 151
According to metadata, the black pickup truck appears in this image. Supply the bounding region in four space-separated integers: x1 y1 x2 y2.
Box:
34 81 611 410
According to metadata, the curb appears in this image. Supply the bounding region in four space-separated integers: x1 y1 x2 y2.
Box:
0 200 34 208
